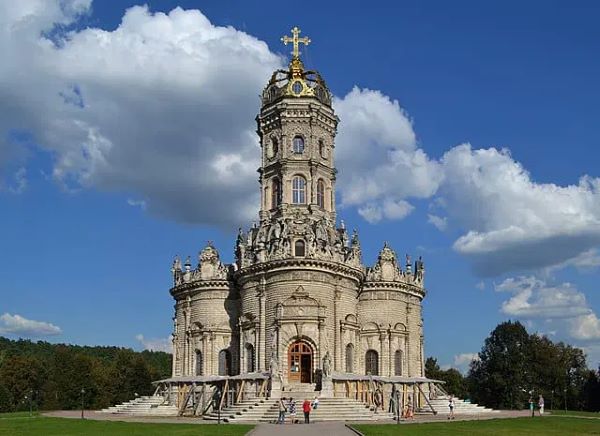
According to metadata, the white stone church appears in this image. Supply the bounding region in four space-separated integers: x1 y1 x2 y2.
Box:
169 27 427 390
103 28 498 420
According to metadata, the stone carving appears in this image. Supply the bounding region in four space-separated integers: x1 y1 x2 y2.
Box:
366 242 404 282
322 351 332 378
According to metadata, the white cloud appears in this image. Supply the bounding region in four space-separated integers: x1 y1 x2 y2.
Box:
0 2 281 228
2 167 27 194
549 249 600 274
0 313 62 336
428 214 447 231
495 277 600 352
127 198 147 210
358 199 414 224
334 87 442 222
437 145 600 276
454 353 479 367
475 281 485 290
135 334 173 353
570 314 600 341
580 343 600 369
496 276 592 319
444 353 480 374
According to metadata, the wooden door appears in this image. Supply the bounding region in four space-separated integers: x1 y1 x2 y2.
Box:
288 341 312 383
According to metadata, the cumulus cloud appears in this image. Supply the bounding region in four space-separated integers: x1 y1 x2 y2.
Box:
334 87 442 221
0 1 281 227
496 276 591 319
570 314 600 341
135 334 173 353
495 276 600 344
0 313 62 336
436 145 600 276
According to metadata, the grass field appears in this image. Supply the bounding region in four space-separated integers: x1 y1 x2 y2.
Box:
550 410 600 418
353 416 600 435
0 413 253 436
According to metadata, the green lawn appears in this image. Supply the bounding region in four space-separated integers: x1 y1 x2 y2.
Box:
353 416 600 435
550 410 600 418
0 414 253 436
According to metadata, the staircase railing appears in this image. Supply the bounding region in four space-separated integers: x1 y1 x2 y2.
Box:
417 383 437 415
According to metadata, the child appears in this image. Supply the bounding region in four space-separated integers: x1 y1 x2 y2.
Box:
312 396 319 410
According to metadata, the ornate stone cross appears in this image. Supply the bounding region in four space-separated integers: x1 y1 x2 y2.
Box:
281 26 311 59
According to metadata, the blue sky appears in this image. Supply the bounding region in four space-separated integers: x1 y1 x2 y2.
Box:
1 0 600 371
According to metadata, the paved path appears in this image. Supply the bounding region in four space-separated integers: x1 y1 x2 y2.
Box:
249 422 356 436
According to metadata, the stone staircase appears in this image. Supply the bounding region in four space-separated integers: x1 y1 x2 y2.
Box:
426 396 498 415
204 391 394 422
100 395 177 416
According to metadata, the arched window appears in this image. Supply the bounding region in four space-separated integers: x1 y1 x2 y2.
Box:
218 349 232 376
317 179 325 208
394 350 403 376
293 136 304 154
271 178 281 208
365 350 379 376
292 176 306 204
245 344 255 373
195 350 203 376
272 137 279 156
294 240 306 257
345 344 354 373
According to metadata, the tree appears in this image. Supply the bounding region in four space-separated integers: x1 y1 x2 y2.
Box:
0 383 14 412
425 357 468 398
468 321 531 409
0 355 46 411
581 367 600 412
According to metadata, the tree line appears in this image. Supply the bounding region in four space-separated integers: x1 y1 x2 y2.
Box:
0 337 171 412
426 321 600 412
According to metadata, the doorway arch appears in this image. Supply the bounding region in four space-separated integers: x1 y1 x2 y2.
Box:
287 340 313 383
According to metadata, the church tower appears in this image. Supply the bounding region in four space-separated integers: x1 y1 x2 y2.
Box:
257 28 338 227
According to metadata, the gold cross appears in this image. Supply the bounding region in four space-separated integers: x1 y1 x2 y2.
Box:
281 26 311 59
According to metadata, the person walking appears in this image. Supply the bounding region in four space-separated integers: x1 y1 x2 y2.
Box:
302 398 312 424
448 396 455 420
277 397 287 424
538 395 544 416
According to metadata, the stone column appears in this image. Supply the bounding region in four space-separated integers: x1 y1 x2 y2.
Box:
379 332 386 376
171 336 177 377
333 287 340 370
388 329 393 377
202 334 208 375
258 278 266 371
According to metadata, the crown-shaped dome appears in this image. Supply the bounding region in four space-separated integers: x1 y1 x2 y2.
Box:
261 27 332 107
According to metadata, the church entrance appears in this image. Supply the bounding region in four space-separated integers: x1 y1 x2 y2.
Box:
288 340 313 383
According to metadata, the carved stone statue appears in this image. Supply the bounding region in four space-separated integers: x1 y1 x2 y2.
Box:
322 351 332 378
269 352 279 376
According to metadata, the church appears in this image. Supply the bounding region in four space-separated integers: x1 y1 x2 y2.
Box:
169 27 427 394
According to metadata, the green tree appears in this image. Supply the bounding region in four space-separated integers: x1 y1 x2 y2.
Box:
0 383 14 412
468 320 531 409
0 355 46 411
425 357 468 398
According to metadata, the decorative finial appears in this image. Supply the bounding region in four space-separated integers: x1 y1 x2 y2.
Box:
281 26 311 59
